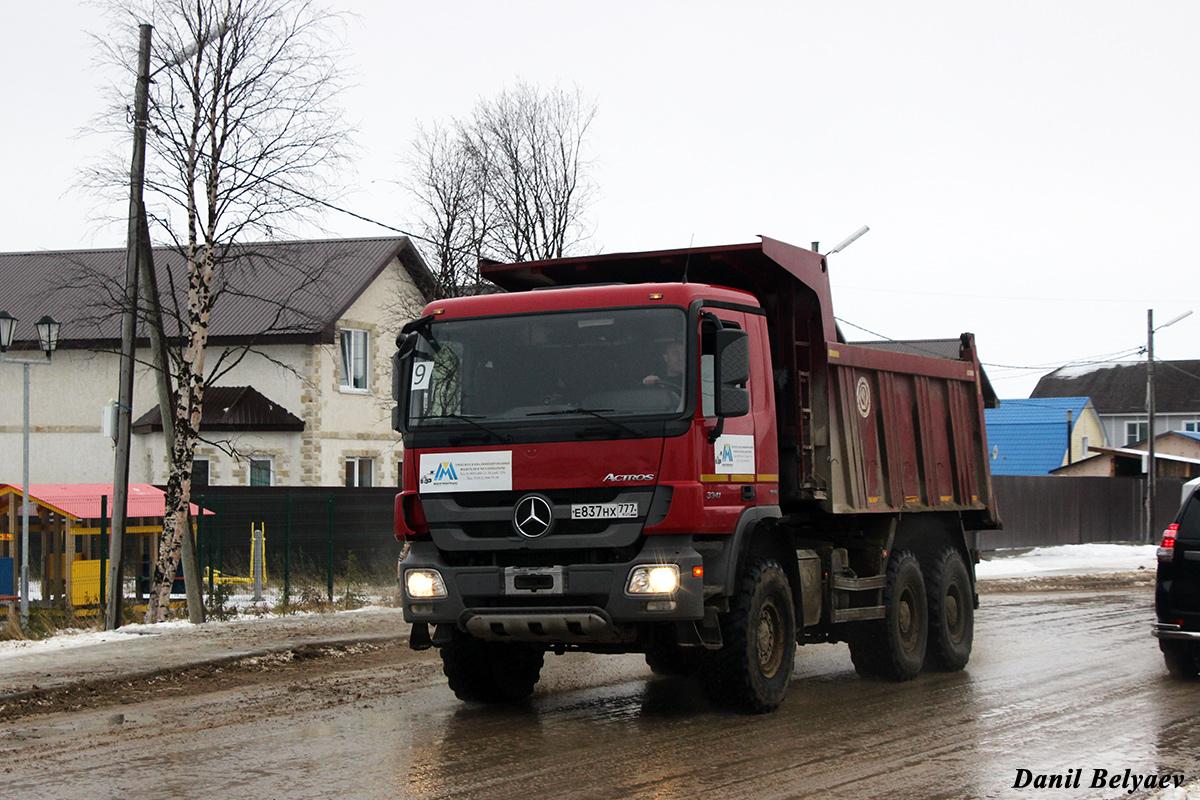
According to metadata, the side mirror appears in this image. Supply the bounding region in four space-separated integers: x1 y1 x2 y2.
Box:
396 331 418 360
714 328 750 418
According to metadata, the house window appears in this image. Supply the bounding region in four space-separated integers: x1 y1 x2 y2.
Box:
345 457 373 488
1126 421 1149 445
192 459 210 488
340 329 370 392
1185 421 1200 433
249 458 273 487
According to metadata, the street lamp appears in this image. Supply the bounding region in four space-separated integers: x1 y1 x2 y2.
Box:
0 311 64 629
1146 309 1193 543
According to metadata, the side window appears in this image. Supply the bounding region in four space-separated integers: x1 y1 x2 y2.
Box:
340 328 370 392
699 314 743 418
1185 421 1200 433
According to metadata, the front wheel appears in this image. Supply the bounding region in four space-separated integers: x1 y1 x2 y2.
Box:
701 558 796 713
848 550 928 681
441 629 545 703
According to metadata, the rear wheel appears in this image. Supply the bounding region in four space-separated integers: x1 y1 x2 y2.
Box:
925 548 974 671
848 550 928 681
441 629 545 703
1161 639 1200 679
700 558 796 713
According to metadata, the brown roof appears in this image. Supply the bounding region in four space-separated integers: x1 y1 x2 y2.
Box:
0 237 435 349
131 386 304 433
1032 361 1200 415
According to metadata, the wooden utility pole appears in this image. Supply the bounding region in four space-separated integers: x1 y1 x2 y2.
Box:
106 24 152 631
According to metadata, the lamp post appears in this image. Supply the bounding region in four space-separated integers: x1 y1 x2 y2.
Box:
1146 309 1194 543
0 313 63 629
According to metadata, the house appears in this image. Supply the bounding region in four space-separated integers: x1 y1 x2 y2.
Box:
0 237 434 488
1052 430 1200 479
984 397 1108 475
1032 361 1200 446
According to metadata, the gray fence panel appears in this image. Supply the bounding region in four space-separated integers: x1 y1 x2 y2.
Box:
984 476 1185 550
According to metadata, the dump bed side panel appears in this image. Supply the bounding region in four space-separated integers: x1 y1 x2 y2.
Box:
823 339 997 526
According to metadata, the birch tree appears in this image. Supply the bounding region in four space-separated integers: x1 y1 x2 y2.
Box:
404 82 598 298
90 0 351 622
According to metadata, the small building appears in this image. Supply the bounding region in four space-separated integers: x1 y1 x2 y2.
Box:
0 483 207 607
1052 430 1200 479
984 397 1107 475
1032 361 1200 446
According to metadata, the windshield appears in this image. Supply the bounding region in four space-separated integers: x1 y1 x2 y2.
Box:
406 307 688 428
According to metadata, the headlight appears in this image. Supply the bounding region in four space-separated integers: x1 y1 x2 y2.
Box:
626 564 680 595
405 569 447 599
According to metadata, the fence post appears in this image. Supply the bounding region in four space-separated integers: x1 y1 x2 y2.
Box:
327 494 335 602
216 493 225 593
99 494 108 608
251 523 265 602
284 492 291 605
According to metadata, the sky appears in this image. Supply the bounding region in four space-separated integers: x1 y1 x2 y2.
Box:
2 1 1198 398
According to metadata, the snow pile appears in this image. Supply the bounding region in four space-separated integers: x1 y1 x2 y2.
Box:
976 543 1156 579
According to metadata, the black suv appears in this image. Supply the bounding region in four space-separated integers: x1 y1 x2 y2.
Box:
1154 481 1200 677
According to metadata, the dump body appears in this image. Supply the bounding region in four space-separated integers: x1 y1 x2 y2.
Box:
393 236 998 712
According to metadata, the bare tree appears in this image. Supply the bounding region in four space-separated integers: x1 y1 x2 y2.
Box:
403 82 598 298
87 0 352 623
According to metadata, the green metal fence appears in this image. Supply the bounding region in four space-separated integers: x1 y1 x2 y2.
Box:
192 487 400 612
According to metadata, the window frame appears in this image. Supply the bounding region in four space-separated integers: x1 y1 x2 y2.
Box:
1126 420 1149 445
345 456 374 488
249 457 273 487
339 328 371 394
192 458 211 488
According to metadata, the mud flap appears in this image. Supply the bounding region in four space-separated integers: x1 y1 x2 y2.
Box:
410 622 433 650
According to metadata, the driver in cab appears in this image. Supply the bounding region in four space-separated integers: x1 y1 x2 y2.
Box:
642 341 684 393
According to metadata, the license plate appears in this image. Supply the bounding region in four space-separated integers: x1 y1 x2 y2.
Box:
570 502 638 520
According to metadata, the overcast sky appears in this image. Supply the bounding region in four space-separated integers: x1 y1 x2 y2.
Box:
3 1 1198 397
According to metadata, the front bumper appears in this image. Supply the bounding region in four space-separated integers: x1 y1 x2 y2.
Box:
400 534 705 645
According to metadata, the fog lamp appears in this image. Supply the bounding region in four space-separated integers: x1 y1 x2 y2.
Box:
405 569 447 599
627 564 679 595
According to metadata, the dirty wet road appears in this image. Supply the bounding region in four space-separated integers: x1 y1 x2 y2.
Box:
1 588 1195 800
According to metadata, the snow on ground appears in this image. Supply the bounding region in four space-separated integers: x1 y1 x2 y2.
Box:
976 543 1157 579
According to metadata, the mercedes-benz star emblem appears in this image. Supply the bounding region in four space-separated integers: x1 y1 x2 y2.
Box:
513 494 554 538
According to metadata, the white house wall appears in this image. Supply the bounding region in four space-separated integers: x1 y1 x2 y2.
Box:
0 348 159 484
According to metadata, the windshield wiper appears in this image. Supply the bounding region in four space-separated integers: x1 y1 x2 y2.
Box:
419 414 511 443
526 407 640 437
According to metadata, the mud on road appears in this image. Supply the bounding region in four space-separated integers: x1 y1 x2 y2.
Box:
0 580 1194 800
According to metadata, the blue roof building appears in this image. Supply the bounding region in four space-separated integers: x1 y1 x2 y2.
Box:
985 397 1108 476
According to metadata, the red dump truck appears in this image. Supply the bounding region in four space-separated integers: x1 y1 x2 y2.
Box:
392 236 999 712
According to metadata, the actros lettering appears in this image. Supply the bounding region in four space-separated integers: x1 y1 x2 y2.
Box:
603 473 655 482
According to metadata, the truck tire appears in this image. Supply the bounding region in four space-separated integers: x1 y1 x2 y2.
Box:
848 550 927 681
441 629 545 703
925 548 973 671
1161 640 1200 679
700 558 796 713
